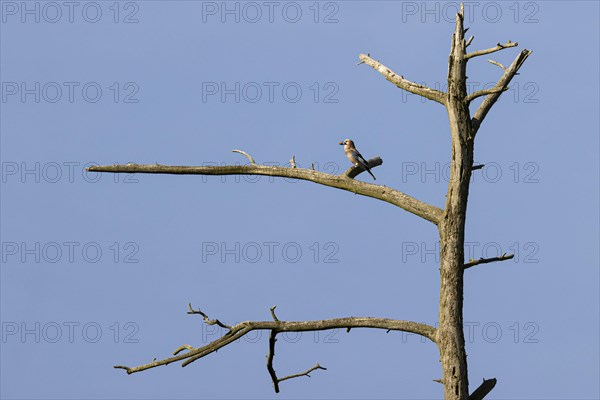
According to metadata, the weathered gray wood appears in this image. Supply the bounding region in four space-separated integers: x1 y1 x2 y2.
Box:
358 54 447 105
88 160 443 224
114 314 437 375
436 7 472 399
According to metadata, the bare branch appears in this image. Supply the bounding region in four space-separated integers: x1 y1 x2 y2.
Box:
469 378 497 400
358 54 447 105
487 59 507 71
465 35 474 47
466 41 518 59
231 149 255 164
266 330 325 393
343 156 383 179
466 86 508 103
173 345 194 355
472 164 484 171
269 305 279 321
289 156 296 168
464 254 514 269
279 363 326 383
113 308 438 376
266 330 280 392
187 303 232 330
472 49 532 134
87 162 443 225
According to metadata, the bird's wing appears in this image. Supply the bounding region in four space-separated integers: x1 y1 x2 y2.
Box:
354 150 370 167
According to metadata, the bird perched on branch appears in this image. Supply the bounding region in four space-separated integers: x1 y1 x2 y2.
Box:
339 139 376 180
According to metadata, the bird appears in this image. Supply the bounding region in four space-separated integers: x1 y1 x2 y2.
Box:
339 139 376 180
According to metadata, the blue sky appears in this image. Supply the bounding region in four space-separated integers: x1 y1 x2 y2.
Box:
1 1 599 399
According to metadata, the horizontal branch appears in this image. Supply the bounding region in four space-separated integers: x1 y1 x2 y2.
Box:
114 312 437 375
88 161 443 225
466 40 518 59
464 254 514 269
358 54 447 105
472 48 532 135
279 363 326 383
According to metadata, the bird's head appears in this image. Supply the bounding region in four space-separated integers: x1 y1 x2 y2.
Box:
339 139 354 147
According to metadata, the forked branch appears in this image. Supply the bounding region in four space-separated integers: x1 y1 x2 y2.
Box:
358 54 447 105
88 156 443 224
267 329 326 393
472 48 532 134
113 306 438 383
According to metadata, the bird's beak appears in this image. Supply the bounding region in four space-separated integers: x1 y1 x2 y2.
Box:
339 141 344 145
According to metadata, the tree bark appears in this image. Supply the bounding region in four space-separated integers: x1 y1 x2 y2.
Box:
437 8 473 400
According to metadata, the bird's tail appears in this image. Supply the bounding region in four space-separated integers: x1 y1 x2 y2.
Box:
366 167 376 180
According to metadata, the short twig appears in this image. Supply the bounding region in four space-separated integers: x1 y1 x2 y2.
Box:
279 364 327 383
464 254 514 269
187 303 232 330
232 149 256 164
114 365 132 374
467 86 508 103
487 59 507 71
270 305 279 321
173 345 194 355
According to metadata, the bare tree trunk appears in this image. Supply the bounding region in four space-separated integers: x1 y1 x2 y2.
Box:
437 139 473 400
436 8 474 400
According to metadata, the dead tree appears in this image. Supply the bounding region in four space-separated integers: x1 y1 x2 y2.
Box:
90 5 530 399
